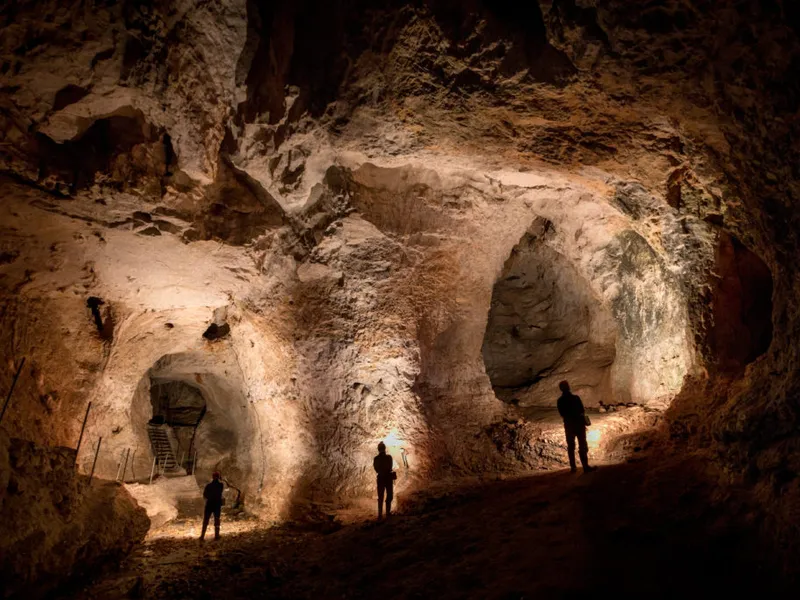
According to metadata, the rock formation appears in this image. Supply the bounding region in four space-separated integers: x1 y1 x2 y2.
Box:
1 0 800 588
0 431 149 597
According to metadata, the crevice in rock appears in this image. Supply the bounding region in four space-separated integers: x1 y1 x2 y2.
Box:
33 109 166 195
709 232 774 370
52 84 90 112
194 156 286 245
86 296 114 341
203 322 231 341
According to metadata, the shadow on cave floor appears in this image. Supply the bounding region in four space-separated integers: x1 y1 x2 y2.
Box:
69 457 791 599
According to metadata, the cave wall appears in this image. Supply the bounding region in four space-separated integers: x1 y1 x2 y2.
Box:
0 1 799 563
0 430 149 597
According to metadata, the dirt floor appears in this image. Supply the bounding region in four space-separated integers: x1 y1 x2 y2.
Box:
63 455 792 599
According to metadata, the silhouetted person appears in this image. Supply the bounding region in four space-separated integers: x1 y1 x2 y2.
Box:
200 471 224 541
373 442 394 518
557 381 596 473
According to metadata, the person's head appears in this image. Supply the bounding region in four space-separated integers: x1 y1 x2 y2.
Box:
559 380 570 393
377 441 386 454
212 471 220 480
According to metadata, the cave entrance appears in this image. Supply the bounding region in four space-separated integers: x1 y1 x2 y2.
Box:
148 379 207 474
128 351 257 499
481 219 616 408
482 216 695 418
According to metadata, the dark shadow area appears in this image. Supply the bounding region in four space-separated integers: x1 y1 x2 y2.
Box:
235 0 576 131
86 296 115 341
190 157 286 245
710 232 773 370
33 109 168 194
70 456 793 599
52 84 89 112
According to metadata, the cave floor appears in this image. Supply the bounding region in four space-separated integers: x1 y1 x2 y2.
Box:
68 456 787 600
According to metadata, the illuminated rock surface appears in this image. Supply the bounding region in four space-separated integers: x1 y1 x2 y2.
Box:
1 0 799 595
0 431 149 597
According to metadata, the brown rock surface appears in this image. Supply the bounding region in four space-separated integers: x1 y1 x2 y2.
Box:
0 431 149 598
2 0 800 592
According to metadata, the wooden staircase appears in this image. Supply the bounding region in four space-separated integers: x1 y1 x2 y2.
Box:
147 423 182 475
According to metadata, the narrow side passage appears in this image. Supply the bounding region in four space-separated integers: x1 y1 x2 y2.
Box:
73 457 791 599
482 218 695 412
482 218 615 407
710 232 773 370
123 352 260 528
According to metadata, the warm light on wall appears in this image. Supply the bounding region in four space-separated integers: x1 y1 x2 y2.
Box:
382 427 409 469
383 428 404 448
587 428 602 448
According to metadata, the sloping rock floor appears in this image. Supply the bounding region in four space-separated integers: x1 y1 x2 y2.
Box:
62 455 791 600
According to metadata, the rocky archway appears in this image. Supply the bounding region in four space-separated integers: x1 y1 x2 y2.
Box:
129 352 259 497
482 213 696 411
482 218 616 407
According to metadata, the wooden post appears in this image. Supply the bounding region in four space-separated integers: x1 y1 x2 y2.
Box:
149 455 157 485
0 357 26 425
128 448 137 481
193 450 198 475
89 437 102 484
119 447 130 482
74 402 92 465
115 449 126 481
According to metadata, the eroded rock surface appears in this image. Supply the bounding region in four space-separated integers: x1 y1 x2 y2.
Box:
2 0 800 589
0 431 149 598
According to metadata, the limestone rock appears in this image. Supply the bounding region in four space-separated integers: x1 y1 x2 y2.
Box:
0 431 149 597
1 0 800 588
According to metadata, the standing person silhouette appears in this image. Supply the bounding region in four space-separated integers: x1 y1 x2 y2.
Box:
373 442 394 519
200 471 224 541
557 381 596 474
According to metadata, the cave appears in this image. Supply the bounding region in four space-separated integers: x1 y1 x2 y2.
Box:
2 0 800 598
148 380 206 472
482 218 617 408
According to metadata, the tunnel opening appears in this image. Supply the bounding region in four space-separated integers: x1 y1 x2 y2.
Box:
481 217 616 408
480 216 696 467
148 379 207 475
125 352 259 528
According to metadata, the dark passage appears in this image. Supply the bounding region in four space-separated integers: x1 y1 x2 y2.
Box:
148 379 206 473
710 233 773 369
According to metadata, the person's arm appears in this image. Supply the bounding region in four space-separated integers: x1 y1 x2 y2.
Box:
557 397 566 419
373 456 379 473
389 455 393 471
576 395 586 416
203 484 209 500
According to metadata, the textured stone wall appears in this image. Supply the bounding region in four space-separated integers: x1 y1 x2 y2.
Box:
0 431 149 597
483 222 616 407
1 0 799 568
